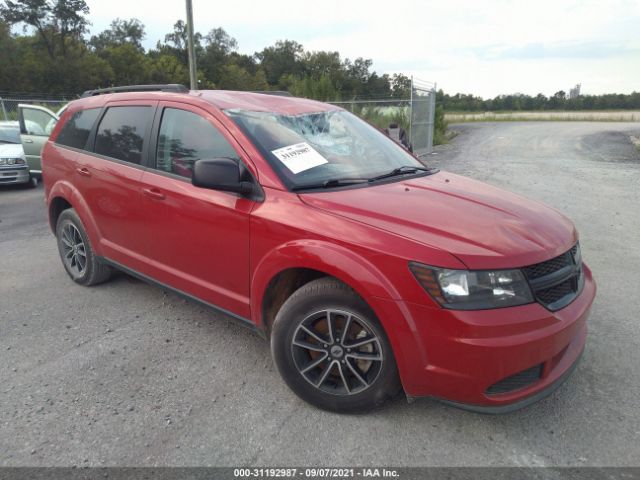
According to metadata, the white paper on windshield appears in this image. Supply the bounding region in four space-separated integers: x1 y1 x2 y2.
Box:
271 142 328 174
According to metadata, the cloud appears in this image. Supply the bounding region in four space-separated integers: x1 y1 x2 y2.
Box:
83 0 640 97
475 42 640 61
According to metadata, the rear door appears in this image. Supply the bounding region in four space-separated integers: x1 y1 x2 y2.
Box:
18 104 59 176
76 100 157 268
137 101 255 318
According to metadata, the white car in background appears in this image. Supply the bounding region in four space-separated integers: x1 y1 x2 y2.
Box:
0 121 37 188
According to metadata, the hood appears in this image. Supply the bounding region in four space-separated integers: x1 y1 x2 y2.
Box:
299 172 577 269
0 143 24 158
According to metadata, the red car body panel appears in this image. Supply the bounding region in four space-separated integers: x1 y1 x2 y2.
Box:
137 169 254 317
299 173 578 270
42 90 596 410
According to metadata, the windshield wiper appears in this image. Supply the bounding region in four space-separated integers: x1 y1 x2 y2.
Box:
291 177 369 191
291 166 437 192
367 165 436 183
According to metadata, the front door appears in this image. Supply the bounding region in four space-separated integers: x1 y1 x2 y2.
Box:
138 102 255 318
18 104 59 176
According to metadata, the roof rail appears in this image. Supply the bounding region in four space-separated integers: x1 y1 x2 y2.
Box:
250 90 293 97
81 84 189 98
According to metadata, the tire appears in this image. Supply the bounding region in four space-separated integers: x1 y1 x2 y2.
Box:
55 208 112 286
24 175 38 189
271 278 401 413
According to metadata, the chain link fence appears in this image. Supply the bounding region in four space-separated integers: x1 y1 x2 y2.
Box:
409 78 436 158
0 94 70 122
330 77 436 158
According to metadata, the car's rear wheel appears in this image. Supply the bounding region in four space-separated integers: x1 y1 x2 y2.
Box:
56 208 112 286
271 278 401 412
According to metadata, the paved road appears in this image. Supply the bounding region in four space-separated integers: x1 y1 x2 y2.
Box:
1 122 639 467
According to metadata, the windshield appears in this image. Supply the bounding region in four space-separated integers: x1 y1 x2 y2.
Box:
225 109 426 190
0 125 20 144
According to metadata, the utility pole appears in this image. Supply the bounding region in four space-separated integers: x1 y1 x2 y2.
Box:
185 0 197 90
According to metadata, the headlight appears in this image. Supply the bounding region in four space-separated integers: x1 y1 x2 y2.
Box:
409 262 534 310
0 157 24 165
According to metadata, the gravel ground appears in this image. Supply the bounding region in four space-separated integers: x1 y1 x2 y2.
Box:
1 121 639 467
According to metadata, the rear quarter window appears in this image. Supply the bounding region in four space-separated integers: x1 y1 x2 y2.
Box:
94 106 152 165
56 108 101 150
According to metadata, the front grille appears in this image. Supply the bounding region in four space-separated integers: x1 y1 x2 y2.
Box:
486 364 543 395
536 279 574 304
523 244 584 311
523 253 572 279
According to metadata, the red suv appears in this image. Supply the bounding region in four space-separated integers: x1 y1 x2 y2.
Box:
42 85 595 413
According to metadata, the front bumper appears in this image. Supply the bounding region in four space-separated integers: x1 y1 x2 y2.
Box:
0 165 30 185
372 263 595 411
437 346 583 413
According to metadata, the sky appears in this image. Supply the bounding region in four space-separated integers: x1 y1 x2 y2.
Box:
85 0 640 98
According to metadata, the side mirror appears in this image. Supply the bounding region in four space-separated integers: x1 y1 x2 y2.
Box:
192 158 254 196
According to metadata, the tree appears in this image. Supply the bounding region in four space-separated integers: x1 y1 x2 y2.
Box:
366 72 392 98
100 43 150 85
1 0 56 57
532 93 548 110
303 51 342 79
51 0 88 55
90 17 145 52
342 57 375 97
549 90 567 109
0 20 19 89
203 26 237 53
217 64 268 91
163 19 201 51
346 57 373 83
148 54 188 85
0 0 89 58
156 19 202 66
256 40 304 86
287 74 337 101
199 27 238 85
390 73 411 99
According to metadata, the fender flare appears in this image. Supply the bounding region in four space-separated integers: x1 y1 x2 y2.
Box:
251 239 403 327
251 239 429 380
48 180 104 256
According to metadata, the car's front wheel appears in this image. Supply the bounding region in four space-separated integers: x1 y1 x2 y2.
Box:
271 278 401 412
24 175 38 189
56 208 112 286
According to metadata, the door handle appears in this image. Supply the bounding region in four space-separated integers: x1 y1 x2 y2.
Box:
76 167 91 177
24 139 34 144
142 188 166 200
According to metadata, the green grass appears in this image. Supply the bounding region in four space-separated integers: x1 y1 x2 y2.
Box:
348 105 449 146
349 105 411 133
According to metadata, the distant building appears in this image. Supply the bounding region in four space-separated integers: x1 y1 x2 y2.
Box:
569 84 581 99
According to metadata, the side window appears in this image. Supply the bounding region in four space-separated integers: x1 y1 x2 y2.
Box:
56 108 101 150
22 108 57 136
155 108 239 179
94 106 151 164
